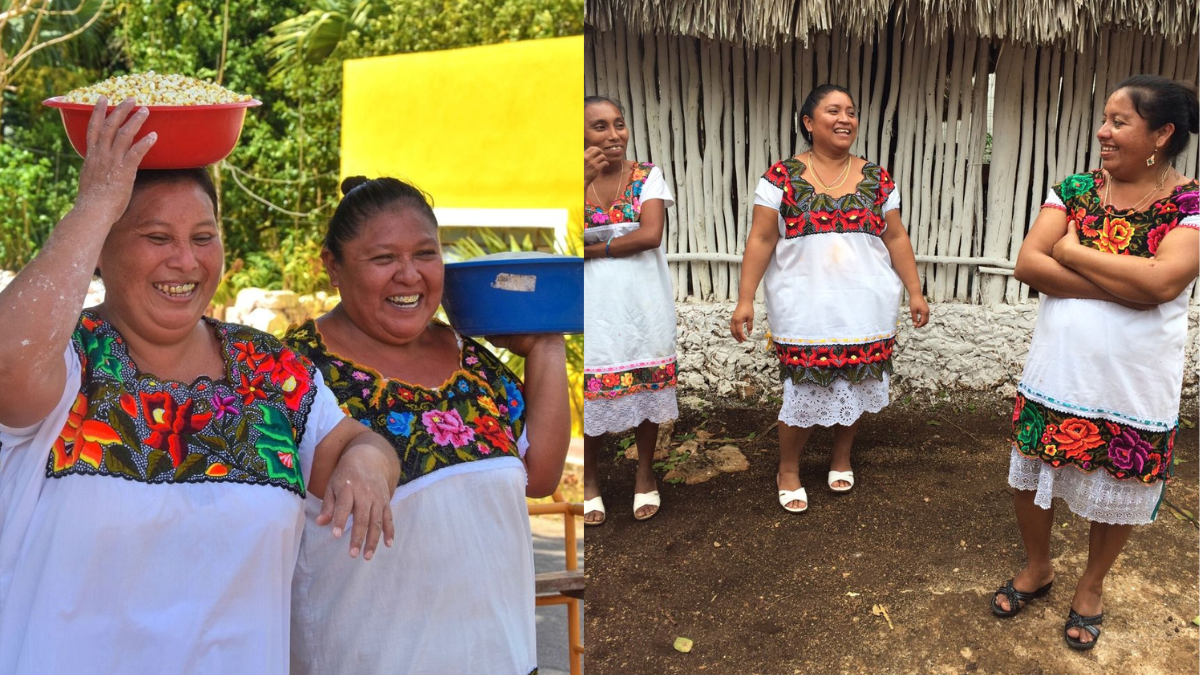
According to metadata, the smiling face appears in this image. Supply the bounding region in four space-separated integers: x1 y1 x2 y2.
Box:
584 101 629 163
1097 89 1174 178
803 90 858 152
96 180 223 345
322 207 443 347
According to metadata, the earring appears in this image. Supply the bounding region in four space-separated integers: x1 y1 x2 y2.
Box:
1147 152 1156 167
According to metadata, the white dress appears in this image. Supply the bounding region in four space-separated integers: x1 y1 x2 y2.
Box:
285 322 538 675
583 162 680 436
1009 172 1200 525
755 158 903 427
0 314 345 675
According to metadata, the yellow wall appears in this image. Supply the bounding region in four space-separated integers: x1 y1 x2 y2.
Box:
341 36 582 213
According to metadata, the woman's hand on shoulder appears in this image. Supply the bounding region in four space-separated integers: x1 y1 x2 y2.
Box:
73 98 157 225
312 419 399 560
1050 219 1083 267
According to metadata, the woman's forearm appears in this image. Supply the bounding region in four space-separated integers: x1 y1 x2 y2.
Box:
519 337 570 498
0 205 114 427
1016 251 1154 307
880 227 923 297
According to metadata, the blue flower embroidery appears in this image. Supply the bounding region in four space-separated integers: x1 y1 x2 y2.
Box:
386 411 415 437
500 377 525 422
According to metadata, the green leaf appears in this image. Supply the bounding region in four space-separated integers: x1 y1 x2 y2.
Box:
423 454 437 474
174 452 207 481
926 420 942 427
144 449 170 480
1192 616 1199 626
105 443 140 479
1181 418 1195 429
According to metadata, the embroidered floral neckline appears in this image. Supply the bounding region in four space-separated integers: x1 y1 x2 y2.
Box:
304 318 469 396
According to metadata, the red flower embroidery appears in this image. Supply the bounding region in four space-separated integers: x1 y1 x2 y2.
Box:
473 415 512 450
268 349 311 411
140 392 213 467
236 372 268 406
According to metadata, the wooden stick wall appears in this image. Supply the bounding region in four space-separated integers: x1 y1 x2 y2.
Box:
585 18 1200 304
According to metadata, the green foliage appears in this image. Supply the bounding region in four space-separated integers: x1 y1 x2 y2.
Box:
0 141 78 268
3 0 582 295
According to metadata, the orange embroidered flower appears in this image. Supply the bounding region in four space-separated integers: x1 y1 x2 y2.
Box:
1052 418 1104 456
51 392 89 471
1094 217 1134 254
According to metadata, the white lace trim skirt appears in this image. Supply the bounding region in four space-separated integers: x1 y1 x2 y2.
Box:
778 373 889 428
1007 447 1166 525
584 387 679 437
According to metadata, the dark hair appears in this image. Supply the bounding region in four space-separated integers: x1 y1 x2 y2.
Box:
325 176 438 261
130 168 219 221
585 95 625 116
1114 75 1200 162
798 84 854 145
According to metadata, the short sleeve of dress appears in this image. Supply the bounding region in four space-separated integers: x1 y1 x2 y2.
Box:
641 166 675 208
1173 184 1199 230
0 345 80 440
296 370 349 487
882 185 901 214
1042 188 1067 211
754 178 785 211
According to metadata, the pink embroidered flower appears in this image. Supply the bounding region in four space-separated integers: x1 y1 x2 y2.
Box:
477 442 492 456
1146 223 1172 255
422 409 474 447
590 212 610 225
351 371 371 381
586 378 602 392
465 356 479 365
211 393 239 420
1176 189 1198 215
1108 428 1152 474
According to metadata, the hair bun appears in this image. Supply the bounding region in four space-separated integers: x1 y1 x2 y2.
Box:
340 175 370 196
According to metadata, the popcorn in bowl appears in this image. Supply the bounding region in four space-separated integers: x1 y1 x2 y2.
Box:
60 71 254 107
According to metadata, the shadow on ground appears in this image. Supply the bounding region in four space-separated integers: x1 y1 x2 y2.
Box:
584 395 1199 674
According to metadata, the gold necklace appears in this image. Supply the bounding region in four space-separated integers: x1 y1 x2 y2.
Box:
808 151 852 190
588 161 625 208
1101 167 1171 213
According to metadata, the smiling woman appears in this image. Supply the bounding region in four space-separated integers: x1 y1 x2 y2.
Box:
0 99 400 675
283 175 571 675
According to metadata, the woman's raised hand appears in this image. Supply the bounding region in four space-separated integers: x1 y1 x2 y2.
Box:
585 147 609 186
730 301 755 342
75 97 157 225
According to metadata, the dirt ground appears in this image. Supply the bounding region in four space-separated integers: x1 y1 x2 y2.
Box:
584 394 1200 675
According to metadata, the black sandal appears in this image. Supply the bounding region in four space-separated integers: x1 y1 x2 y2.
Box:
990 578 1053 618
1064 608 1103 650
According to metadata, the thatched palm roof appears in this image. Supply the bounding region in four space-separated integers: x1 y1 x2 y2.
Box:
585 0 1198 48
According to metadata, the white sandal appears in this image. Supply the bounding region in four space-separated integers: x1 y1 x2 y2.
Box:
828 470 855 493
583 496 606 526
776 476 808 513
632 491 661 521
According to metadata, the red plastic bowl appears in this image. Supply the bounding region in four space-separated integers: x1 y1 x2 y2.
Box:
43 97 261 169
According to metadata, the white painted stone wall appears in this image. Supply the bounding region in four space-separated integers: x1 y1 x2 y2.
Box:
676 300 1200 400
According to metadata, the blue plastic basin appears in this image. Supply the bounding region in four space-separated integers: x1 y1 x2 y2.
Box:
442 252 583 336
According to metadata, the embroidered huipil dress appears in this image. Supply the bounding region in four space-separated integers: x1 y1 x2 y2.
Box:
0 311 345 675
755 158 903 427
583 162 679 436
1010 172 1200 525
284 320 538 675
